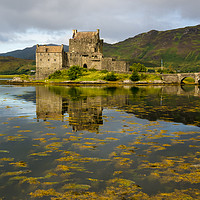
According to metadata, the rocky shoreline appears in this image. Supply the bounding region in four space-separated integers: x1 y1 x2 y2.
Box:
7 76 167 85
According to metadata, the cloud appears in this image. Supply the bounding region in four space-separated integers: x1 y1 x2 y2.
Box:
0 0 200 52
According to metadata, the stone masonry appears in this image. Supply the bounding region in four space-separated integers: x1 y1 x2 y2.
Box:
36 29 128 80
36 45 65 80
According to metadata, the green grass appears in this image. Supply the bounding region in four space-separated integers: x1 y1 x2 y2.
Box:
47 69 162 83
182 77 195 84
0 75 19 78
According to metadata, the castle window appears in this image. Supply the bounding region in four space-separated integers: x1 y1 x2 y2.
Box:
48 59 50 61
54 59 56 61
40 59 42 61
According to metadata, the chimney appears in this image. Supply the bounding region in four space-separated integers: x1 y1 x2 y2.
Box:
72 29 77 38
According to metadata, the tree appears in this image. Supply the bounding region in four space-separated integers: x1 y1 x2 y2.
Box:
104 72 118 81
67 65 83 80
130 70 140 81
130 63 147 72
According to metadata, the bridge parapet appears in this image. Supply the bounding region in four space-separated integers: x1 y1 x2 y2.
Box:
161 73 200 84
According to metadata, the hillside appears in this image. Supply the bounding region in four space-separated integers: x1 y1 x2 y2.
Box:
0 56 35 75
103 25 200 71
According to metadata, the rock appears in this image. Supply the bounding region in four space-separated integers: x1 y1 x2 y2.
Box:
123 80 133 84
10 77 23 82
79 80 108 84
10 77 30 83
136 81 148 84
152 80 164 84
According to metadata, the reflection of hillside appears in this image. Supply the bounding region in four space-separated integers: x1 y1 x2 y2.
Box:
36 86 200 129
122 86 200 127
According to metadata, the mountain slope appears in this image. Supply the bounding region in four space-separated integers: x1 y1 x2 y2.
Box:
0 56 35 75
103 24 200 68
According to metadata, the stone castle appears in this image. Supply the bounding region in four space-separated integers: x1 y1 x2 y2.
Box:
36 29 128 80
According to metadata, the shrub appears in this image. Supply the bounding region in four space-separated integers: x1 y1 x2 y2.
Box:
100 70 108 73
89 68 97 72
103 72 118 81
49 70 62 79
130 71 140 81
67 65 83 80
130 63 147 72
140 73 148 80
19 74 30 81
147 69 155 73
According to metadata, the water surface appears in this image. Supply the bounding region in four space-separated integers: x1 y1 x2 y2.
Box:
0 84 199 199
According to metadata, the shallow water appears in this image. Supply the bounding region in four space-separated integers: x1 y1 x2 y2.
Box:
0 84 199 199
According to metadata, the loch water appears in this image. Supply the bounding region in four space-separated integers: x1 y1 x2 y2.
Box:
0 84 200 199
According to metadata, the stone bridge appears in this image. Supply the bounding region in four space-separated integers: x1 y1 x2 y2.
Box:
161 73 200 84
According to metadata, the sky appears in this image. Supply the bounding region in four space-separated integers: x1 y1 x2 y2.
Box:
0 0 200 53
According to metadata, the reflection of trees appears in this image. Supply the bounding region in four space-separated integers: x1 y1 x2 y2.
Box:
36 86 200 129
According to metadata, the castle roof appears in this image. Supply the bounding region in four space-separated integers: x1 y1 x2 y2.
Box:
36 45 63 53
73 31 97 39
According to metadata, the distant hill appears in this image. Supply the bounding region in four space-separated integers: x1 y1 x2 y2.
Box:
0 44 69 60
0 56 35 75
103 24 200 71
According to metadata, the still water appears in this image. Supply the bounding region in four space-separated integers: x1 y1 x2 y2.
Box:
0 84 199 199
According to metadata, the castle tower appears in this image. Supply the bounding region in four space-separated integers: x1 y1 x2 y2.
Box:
69 29 103 54
36 44 65 80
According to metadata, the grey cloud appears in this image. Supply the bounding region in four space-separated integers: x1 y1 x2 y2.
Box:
0 34 10 42
0 0 200 47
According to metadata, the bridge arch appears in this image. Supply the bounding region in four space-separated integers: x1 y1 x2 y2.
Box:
180 76 195 84
161 73 200 84
179 73 196 85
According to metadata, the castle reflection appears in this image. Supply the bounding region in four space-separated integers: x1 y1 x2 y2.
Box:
36 85 200 130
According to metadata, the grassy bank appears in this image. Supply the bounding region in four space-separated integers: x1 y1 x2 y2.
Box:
0 75 19 79
46 69 162 83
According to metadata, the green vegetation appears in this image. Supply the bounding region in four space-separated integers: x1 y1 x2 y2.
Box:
130 70 140 81
67 65 83 80
103 25 200 72
182 77 195 84
129 63 147 72
103 72 118 81
0 56 35 75
0 75 19 79
47 66 161 83
48 70 68 79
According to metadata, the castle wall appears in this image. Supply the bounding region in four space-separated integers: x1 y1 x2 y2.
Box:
36 45 65 80
101 58 128 73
